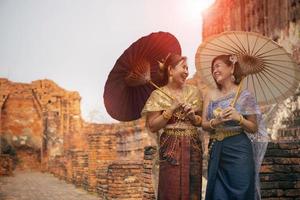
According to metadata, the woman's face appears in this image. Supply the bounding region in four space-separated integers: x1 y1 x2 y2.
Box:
212 59 232 84
170 59 189 85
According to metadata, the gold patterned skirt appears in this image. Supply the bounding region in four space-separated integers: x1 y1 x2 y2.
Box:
158 128 203 200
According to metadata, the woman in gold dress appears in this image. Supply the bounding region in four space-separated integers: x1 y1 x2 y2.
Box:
142 53 203 199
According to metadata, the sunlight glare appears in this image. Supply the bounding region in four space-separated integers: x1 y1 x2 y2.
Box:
185 0 215 20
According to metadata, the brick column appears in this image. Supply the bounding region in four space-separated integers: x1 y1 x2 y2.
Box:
142 146 157 200
107 161 143 199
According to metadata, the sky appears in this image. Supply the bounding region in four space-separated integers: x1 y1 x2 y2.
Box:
0 0 215 123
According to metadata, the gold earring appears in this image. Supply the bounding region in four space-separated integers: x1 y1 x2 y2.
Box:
231 74 236 82
169 75 173 83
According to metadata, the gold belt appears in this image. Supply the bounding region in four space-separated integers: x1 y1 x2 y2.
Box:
210 129 241 141
164 128 197 137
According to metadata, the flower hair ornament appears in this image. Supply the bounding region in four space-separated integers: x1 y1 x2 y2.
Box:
229 54 238 65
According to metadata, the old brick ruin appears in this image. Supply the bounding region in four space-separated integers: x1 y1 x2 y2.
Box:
1 0 300 199
259 91 300 199
0 78 156 199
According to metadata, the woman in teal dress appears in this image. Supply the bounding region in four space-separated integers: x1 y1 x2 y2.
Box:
202 55 268 200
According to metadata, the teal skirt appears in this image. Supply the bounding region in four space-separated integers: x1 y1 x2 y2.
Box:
205 133 254 200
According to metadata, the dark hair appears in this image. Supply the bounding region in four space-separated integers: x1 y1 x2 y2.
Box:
211 55 243 89
159 53 187 85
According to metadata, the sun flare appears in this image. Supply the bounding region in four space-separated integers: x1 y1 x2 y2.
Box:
185 0 215 20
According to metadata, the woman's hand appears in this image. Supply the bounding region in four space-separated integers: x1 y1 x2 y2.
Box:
221 106 240 122
182 103 197 122
146 98 184 132
209 106 240 128
169 97 183 112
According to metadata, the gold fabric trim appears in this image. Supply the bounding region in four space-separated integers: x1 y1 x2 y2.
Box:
165 122 195 130
164 128 197 137
210 128 242 141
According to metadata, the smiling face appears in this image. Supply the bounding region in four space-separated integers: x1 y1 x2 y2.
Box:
212 59 233 84
211 55 243 89
169 59 189 85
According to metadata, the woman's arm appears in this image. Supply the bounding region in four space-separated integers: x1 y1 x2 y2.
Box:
202 89 258 133
146 98 182 132
202 91 216 131
239 114 258 133
146 111 171 132
202 91 239 131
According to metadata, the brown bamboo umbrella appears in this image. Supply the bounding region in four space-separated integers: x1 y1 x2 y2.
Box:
195 31 300 106
104 31 181 121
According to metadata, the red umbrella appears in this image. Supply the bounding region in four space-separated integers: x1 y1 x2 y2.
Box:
104 32 181 121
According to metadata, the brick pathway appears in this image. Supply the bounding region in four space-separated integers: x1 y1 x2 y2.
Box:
0 171 98 200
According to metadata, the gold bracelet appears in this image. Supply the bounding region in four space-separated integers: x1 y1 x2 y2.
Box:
209 119 216 129
193 115 202 126
238 115 244 125
162 110 172 120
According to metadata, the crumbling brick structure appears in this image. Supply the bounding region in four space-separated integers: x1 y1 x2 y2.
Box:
0 155 13 176
0 78 84 173
0 78 155 199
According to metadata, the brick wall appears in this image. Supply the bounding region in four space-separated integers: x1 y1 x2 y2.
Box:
15 147 41 171
87 128 117 192
107 161 144 200
260 142 300 199
0 78 84 172
0 155 13 176
202 0 300 40
142 146 157 200
259 92 300 199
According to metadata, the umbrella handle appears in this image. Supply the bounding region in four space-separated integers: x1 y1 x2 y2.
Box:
148 80 174 100
230 77 244 107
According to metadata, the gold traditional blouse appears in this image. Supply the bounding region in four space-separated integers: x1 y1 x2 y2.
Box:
142 84 203 167
141 84 203 118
